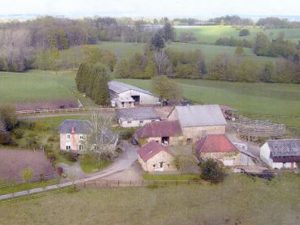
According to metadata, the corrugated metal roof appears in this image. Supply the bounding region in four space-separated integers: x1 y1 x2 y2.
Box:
268 139 300 158
173 105 227 127
116 107 160 121
108 81 153 95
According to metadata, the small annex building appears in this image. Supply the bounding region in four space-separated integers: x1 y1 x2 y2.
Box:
138 141 176 172
134 120 183 146
108 81 159 108
59 120 118 153
195 134 240 166
168 105 227 144
116 107 160 128
260 139 300 169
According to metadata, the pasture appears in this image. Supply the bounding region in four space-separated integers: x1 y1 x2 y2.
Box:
175 25 300 44
0 70 76 105
0 174 299 225
118 79 300 132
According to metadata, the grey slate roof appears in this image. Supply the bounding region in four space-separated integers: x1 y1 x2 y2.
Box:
108 81 153 95
116 107 160 121
59 120 91 134
268 139 300 157
172 105 227 127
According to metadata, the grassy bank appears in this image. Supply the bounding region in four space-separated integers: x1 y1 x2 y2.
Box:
0 174 299 225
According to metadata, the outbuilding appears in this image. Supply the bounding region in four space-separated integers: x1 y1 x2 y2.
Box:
260 139 300 169
134 120 183 145
108 81 159 108
168 105 227 144
138 141 176 172
116 107 160 128
195 134 240 166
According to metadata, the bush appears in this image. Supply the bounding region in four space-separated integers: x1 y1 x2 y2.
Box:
13 129 24 139
199 159 226 183
118 128 136 140
239 29 250 36
65 152 78 162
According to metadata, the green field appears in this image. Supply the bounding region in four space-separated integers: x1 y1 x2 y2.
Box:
0 174 299 225
118 79 300 132
0 70 76 104
175 25 300 44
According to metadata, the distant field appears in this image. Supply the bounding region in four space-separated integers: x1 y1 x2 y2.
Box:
89 41 276 64
118 78 300 131
0 70 76 105
175 25 300 44
0 175 300 225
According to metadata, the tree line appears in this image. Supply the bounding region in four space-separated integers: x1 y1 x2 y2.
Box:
75 63 110 105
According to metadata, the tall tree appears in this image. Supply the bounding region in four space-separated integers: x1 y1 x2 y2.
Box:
152 76 182 102
150 33 165 51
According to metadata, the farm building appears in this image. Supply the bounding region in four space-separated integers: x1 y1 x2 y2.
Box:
138 141 176 172
108 81 159 108
116 107 160 128
260 139 300 169
134 120 183 146
168 105 227 144
59 120 118 153
195 134 240 167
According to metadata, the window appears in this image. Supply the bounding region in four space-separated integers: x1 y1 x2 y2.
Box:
66 145 71 150
127 120 132 124
66 134 71 139
159 162 164 168
139 120 143 124
79 135 84 140
186 138 192 144
121 102 125 107
153 164 156 168
79 145 83 151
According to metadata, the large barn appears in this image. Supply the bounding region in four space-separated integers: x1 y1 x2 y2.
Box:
108 81 159 108
168 105 227 144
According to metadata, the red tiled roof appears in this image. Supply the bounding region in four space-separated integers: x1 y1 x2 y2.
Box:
138 141 173 162
135 120 182 138
195 134 238 155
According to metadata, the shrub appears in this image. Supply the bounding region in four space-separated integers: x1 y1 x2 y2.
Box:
65 152 78 162
118 128 136 140
199 159 226 183
21 167 33 183
13 129 24 139
239 29 250 36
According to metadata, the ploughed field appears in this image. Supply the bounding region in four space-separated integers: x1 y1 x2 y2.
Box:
119 79 300 132
0 175 299 225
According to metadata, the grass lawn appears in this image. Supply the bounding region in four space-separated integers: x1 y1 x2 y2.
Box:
0 70 76 104
143 173 199 181
118 79 300 133
0 179 58 195
0 174 299 225
175 25 300 44
79 155 111 173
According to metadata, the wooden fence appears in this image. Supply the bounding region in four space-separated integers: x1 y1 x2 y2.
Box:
78 179 203 189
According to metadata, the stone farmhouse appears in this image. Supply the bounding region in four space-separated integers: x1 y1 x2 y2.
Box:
116 107 160 128
134 120 183 146
108 81 159 108
59 120 118 153
260 139 300 169
168 105 227 144
137 141 176 172
195 134 240 166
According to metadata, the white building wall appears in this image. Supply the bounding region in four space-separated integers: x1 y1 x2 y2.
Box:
119 119 160 128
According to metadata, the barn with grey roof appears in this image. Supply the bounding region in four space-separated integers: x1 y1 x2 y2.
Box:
260 139 300 169
168 105 227 144
108 81 159 108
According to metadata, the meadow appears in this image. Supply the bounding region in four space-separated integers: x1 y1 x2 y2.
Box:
175 25 300 44
118 79 300 131
0 70 76 104
0 174 299 225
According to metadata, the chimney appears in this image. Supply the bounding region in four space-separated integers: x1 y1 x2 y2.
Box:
71 127 75 134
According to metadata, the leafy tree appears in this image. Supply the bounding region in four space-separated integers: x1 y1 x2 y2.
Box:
161 22 175 41
91 63 110 105
239 29 250 36
152 76 182 102
0 105 17 131
151 33 165 51
260 62 275 82
199 159 226 183
114 59 131 78
253 32 271 56
22 167 34 183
